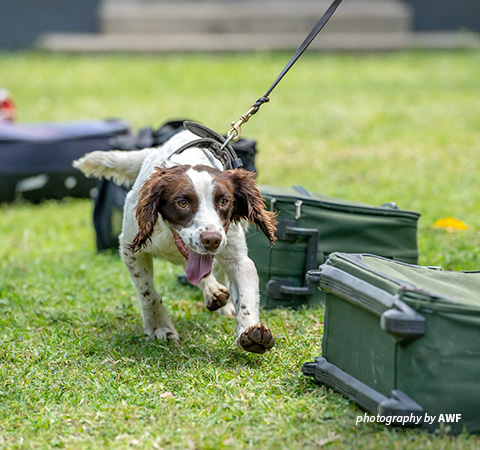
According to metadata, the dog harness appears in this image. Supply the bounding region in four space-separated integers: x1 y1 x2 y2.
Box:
171 121 243 170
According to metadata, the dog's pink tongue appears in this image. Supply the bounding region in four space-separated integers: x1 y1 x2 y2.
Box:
185 250 213 285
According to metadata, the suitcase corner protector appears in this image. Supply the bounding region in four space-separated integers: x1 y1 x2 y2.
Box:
306 269 322 285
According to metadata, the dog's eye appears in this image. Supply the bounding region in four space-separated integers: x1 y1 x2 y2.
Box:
177 199 188 208
219 198 229 207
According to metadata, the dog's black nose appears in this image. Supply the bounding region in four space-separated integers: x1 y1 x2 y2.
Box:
201 232 222 252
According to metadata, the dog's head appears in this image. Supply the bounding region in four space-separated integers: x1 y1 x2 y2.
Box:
127 164 277 284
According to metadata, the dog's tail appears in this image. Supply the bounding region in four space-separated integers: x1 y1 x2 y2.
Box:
73 148 152 187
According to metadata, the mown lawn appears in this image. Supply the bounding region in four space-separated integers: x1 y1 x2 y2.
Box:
1 50 480 449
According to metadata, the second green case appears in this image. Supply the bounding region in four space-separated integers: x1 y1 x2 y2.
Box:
246 186 420 309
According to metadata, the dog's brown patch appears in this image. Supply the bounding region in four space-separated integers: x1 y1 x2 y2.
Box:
226 169 277 245
128 165 198 252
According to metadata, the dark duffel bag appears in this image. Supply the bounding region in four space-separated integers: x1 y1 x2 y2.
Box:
93 120 258 251
0 119 130 203
245 186 420 309
302 252 480 434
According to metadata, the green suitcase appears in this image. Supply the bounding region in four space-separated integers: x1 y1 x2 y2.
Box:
302 252 480 434
246 186 420 309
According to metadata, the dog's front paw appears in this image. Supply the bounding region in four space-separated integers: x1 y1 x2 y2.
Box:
237 323 275 354
204 284 230 312
144 324 180 342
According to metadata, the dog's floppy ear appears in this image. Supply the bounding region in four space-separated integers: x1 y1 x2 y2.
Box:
227 169 277 245
127 167 169 253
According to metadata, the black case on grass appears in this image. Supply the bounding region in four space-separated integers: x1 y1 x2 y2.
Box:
0 119 130 203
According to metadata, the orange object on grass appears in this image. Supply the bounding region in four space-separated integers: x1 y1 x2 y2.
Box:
433 217 468 232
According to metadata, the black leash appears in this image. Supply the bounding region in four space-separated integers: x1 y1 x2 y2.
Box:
221 0 343 149
180 0 343 170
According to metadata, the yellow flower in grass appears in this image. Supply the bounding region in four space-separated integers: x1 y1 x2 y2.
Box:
433 217 468 232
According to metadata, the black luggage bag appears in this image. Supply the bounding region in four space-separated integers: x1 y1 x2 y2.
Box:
0 119 130 203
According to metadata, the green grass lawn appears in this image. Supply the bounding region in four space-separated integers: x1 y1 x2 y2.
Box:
1 50 480 449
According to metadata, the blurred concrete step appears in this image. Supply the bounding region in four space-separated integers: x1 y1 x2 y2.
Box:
100 1 412 34
38 31 480 52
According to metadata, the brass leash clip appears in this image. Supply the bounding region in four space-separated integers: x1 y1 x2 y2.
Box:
227 105 258 143
220 97 270 150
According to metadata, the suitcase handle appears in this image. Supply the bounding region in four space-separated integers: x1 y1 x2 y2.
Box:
306 265 426 342
302 356 424 426
267 221 319 299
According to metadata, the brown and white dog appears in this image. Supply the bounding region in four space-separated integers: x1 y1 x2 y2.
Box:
73 128 277 354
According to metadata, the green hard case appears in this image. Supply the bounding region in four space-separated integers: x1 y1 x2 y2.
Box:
302 252 480 434
246 186 420 309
